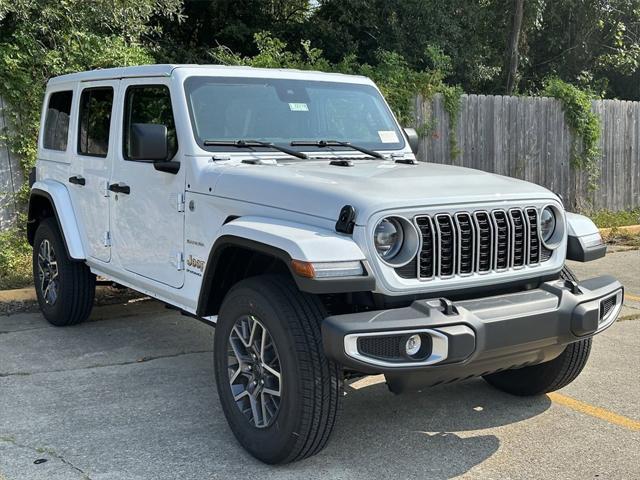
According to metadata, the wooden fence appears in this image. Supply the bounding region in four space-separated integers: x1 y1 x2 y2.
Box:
414 94 640 211
0 96 22 230
1 94 639 230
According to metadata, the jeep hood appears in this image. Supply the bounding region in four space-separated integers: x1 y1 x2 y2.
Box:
203 159 556 224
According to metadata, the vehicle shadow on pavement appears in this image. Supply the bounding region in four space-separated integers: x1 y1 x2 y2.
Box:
319 378 552 479
0 302 552 480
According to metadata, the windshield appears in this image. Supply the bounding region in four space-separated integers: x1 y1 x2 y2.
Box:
184 76 405 153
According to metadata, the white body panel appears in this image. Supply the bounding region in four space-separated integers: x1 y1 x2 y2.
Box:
34 64 573 313
109 76 186 288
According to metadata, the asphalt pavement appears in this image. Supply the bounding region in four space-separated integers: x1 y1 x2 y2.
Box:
0 249 638 480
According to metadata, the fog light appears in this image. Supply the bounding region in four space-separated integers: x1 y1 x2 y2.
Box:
404 334 422 357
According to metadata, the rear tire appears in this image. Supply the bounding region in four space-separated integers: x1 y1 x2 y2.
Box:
214 274 342 464
33 217 95 326
483 265 591 396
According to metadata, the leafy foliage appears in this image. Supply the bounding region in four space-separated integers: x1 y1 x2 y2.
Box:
0 228 31 289
542 77 601 189
0 0 182 186
589 208 640 228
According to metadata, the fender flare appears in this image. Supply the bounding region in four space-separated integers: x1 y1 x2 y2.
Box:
28 180 85 260
565 212 606 262
196 217 374 316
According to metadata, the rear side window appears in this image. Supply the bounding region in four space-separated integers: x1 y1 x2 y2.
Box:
123 85 178 160
43 91 73 151
78 87 114 157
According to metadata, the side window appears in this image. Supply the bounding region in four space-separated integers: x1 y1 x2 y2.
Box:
123 85 178 161
43 91 73 151
78 87 114 157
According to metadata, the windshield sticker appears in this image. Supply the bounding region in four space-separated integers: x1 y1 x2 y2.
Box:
289 102 309 112
378 130 399 143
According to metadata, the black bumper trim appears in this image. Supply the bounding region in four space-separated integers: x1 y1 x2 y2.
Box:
322 275 623 385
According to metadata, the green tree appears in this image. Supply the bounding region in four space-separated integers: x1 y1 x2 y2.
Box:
0 0 183 181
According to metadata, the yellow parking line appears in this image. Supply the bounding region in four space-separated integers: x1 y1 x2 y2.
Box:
625 293 640 302
548 392 640 431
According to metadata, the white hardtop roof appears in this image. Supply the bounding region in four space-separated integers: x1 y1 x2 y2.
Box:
47 64 373 86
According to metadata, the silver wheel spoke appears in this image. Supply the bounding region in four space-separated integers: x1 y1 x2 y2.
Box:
227 314 282 428
262 387 281 397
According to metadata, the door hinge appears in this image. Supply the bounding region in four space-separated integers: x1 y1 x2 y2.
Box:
177 193 185 212
103 231 111 247
174 251 185 271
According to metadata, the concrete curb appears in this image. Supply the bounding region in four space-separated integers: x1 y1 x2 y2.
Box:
0 286 143 304
0 287 36 303
600 225 640 236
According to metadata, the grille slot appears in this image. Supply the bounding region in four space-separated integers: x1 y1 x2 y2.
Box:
526 208 541 264
474 212 493 272
406 207 551 281
455 213 475 275
509 209 527 268
435 214 456 277
492 210 511 269
416 217 435 279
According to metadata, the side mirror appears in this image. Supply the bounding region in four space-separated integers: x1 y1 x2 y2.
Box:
130 123 180 174
130 123 168 161
403 127 420 155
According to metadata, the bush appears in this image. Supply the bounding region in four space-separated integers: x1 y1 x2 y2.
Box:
589 208 640 228
0 229 32 290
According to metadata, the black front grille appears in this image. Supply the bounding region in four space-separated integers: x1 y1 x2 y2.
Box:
401 207 552 280
358 335 404 360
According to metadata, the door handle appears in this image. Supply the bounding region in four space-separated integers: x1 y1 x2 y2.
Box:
108 182 130 195
68 175 86 186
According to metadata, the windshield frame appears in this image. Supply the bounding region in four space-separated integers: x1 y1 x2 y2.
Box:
183 75 406 154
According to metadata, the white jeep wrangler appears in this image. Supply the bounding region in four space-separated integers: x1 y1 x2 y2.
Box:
29 65 623 464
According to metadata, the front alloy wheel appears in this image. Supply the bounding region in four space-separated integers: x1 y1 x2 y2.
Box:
214 275 342 464
227 315 282 428
37 239 59 306
32 217 95 326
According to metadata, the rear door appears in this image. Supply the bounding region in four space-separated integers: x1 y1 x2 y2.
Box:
68 81 119 263
110 79 185 288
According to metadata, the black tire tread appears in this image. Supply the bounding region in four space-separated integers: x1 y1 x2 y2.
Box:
483 265 591 396
218 274 342 463
33 217 95 326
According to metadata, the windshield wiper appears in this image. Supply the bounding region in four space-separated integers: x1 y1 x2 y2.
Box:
203 139 308 160
290 140 385 159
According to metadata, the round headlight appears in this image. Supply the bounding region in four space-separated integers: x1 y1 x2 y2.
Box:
540 207 556 243
374 217 404 260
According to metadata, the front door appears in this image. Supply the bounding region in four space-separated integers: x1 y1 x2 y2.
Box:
69 81 119 263
110 79 185 288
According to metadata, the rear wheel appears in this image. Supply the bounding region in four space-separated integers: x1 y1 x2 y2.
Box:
483 265 591 396
33 217 95 326
214 274 342 464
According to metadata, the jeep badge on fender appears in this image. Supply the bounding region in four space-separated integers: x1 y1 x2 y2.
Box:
28 64 623 464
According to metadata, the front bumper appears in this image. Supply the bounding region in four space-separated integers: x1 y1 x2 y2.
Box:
322 275 623 391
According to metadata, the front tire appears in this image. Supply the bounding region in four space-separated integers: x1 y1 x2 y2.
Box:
214 275 342 464
483 265 592 396
33 217 95 326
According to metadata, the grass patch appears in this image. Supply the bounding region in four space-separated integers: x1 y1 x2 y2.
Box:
603 229 640 248
588 208 640 228
0 229 32 290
